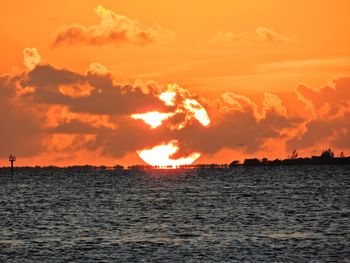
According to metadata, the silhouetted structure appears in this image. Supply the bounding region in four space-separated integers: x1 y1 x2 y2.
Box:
1 148 350 175
9 154 16 174
320 148 334 159
241 149 350 166
114 165 124 170
290 149 298 160
243 158 261 166
229 160 240 167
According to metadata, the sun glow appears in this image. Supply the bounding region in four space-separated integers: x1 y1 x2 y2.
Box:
183 99 211 126
131 84 211 167
131 111 174 128
159 91 176 106
137 140 201 168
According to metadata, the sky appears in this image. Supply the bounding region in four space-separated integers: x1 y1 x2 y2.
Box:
1 0 350 166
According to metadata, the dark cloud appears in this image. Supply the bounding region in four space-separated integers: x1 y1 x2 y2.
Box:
69 85 165 115
20 64 167 115
48 120 110 134
287 119 338 150
58 93 300 159
171 109 300 158
0 75 43 157
331 113 350 148
91 117 173 158
22 70 303 160
23 64 85 87
287 115 350 152
288 78 350 151
296 77 350 115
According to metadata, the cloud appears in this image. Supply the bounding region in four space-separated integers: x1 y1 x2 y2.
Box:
263 93 287 117
23 48 41 70
287 78 350 151
170 93 299 157
0 75 43 157
17 57 300 159
48 119 110 134
52 5 174 47
255 26 290 42
20 64 166 115
209 26 290 45
3 48 350 163
259 58 350 71
287 119 338 150
82 90 299 160
296 78 350 116
286 113 350 152
88 62 109 75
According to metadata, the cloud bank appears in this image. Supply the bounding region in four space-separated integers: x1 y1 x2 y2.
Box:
1 48 350 164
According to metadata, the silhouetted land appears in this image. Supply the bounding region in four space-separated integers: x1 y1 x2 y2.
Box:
1 149 350 173
236 149 350 167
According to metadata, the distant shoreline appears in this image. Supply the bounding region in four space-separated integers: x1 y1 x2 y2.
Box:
1 157 350 171
1 149 349 171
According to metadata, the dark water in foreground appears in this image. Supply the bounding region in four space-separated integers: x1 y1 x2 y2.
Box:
0 166 349 262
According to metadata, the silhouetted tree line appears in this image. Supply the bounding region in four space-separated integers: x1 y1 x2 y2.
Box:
237 149 350 167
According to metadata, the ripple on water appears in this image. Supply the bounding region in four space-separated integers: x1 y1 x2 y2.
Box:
0 166 349 262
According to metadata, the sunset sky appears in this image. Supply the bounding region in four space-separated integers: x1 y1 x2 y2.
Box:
1 0 350 166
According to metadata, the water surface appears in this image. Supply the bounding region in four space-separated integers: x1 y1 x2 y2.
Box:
0 166 349 262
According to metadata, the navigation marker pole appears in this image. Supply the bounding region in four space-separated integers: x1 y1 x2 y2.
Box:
9 154 16 175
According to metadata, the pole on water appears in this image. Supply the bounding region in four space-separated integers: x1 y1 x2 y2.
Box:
9 154 16 175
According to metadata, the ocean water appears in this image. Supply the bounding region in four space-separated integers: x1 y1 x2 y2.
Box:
0 166 349 262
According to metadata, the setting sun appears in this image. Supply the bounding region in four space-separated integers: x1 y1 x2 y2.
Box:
130 85 211 167
137 140 201 168
131 111 174 128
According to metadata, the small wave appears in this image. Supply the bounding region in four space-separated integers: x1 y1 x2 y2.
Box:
0 239 24 245
262 232 319 239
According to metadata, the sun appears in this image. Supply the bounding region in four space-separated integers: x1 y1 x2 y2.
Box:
137 140 201 167
131 84 210 168
131 111 174 129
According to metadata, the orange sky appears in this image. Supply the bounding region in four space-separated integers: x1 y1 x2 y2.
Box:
1 1 350 166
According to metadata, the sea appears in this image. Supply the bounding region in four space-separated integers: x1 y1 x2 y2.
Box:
0 165 349 262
